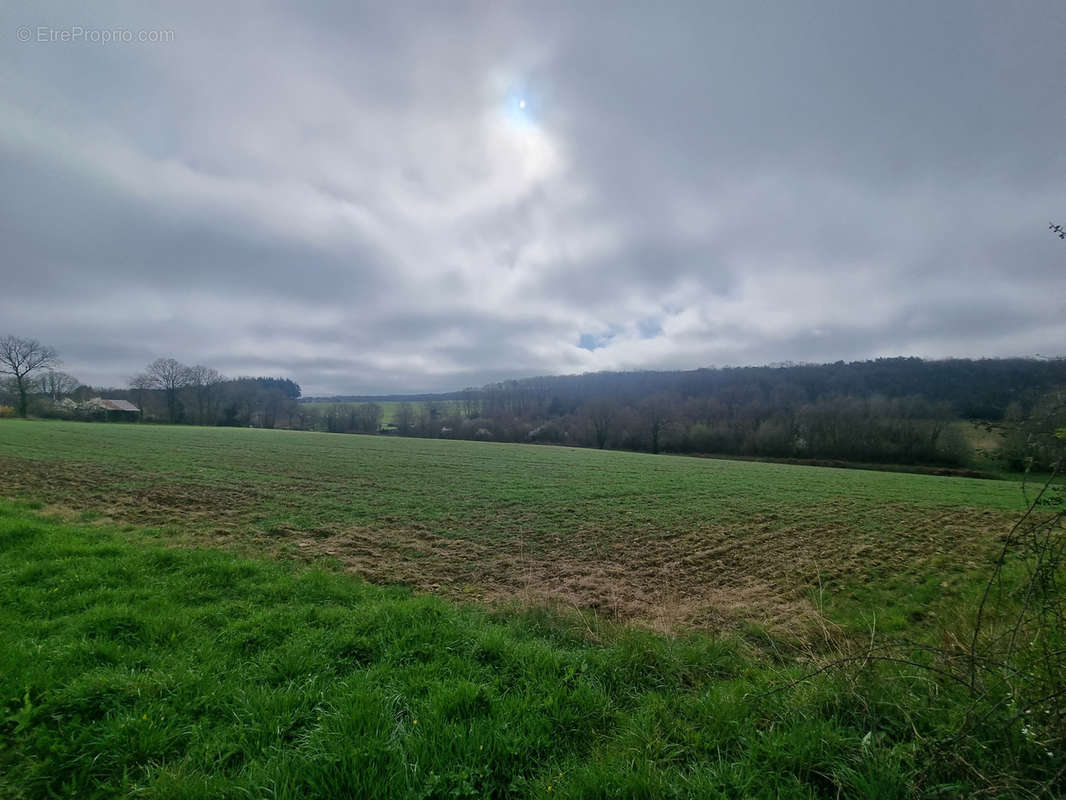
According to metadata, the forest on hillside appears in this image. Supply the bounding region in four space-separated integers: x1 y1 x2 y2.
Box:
9 354 1066 471
311 358 1066 469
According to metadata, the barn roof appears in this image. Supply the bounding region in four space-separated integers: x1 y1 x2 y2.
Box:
93 398 140 412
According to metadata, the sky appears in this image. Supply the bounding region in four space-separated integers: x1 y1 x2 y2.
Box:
2 2 1065 396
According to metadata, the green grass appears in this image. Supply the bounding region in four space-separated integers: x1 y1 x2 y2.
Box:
301 400 461 426
0 419 1025 511
0 419 1032 636
1 499 1057 798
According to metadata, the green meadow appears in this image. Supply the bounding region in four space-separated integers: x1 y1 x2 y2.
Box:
301 400 462 427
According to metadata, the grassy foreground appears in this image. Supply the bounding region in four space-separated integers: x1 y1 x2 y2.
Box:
0 499 1057 799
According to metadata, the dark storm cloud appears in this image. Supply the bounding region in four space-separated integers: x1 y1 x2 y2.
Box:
1 1 1064 395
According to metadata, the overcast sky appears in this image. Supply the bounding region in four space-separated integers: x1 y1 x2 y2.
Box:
2 2 1065 396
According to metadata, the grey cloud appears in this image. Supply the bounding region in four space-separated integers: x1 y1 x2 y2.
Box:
1 1 1064 395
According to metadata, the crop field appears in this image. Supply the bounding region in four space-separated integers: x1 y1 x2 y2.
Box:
301 400 461 426
300 400 401 423
1 420 1060 797
0 420 1028 635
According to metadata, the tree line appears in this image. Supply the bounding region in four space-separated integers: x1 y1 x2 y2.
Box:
311 357 1066 469
339 392 972 467
125 359 304 427
0 337 304 429
125 358 303 427
7 333 1066 469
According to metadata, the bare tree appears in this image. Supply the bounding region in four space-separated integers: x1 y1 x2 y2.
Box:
460 388 480 418
186 365 225 425
354 402 383 433
0 335 60 417
36 370 80 402
395 401 415 435
146 357 191 423
128 373 155 419
583 399 617 449
640 394 672 454
0 378 20 411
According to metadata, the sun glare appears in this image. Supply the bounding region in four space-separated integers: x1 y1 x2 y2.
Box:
503 85 537 127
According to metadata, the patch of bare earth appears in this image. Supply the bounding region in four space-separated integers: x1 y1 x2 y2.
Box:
0 456 262 536
283 500 1015 637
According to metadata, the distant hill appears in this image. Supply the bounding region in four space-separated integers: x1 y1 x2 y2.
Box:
305 357 1066 420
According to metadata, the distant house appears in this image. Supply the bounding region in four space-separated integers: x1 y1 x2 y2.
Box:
85 398 141 421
